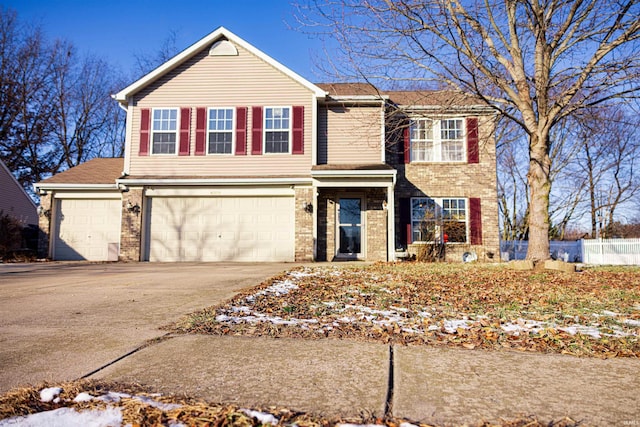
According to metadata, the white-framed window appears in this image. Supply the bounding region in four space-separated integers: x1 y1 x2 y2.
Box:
264 106 290 153
151 108 178 154
411 197 468 243
208 108 234 154
411 118 465 162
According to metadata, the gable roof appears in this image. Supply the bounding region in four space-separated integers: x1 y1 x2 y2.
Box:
37 158 124 187
0 160 37 224
114 27 326 103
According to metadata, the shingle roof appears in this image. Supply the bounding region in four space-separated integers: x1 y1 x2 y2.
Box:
316 83 383 97
39 158 124 185
317 82 485 107
385 90 484 107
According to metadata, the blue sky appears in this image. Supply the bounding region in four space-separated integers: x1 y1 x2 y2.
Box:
5 0 327 82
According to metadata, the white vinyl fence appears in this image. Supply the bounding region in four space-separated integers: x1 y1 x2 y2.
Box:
581 238 640 266
500 239 640 265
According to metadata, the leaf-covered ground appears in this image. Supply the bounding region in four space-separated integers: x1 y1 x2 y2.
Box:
174 263 640 358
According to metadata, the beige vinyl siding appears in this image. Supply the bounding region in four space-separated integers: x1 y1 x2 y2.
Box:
129 44 313 177
0 162 36 225
318 105 383 165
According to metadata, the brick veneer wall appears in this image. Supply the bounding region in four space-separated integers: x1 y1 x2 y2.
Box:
37 192 53 258
389 114 500 261
294 186 314 261
119 188 143 262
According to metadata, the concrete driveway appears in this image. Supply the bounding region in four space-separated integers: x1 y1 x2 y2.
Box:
0 262 294 393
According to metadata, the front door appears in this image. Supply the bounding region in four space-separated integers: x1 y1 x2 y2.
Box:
337 197 363 257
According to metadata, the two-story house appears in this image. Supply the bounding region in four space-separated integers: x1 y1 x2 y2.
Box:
35 27 499 263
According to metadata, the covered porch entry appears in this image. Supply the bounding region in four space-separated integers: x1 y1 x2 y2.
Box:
312 165 396 261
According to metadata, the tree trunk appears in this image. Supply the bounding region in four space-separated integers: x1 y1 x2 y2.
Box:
526 133 551 261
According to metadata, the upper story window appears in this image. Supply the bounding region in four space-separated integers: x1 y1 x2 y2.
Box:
411 118 465 162
264 107 290 153
411 197 468 243
208 108 234 154
151 108 178 154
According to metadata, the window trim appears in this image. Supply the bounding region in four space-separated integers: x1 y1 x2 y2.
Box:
410 197 469 244
410 117 467 163
150 107 179 155
206 107 235 155
263 106 292 154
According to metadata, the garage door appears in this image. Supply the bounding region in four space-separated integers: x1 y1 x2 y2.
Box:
53 198 121 261
147 196 295 262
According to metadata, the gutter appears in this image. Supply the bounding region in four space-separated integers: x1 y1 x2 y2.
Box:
116 177 314 186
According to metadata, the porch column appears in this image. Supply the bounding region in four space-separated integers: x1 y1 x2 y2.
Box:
387 183 396 261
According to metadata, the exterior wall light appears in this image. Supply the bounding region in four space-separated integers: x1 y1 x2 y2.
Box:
126 201 141 215
37 206 51 219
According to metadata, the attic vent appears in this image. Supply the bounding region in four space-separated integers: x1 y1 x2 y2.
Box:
209 40 238 56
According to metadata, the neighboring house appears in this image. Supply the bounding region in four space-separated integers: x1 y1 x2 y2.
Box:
0 160 37 225
35 27 499 262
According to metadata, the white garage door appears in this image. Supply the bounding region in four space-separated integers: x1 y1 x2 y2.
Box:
53 198 121 261
147 196 295 262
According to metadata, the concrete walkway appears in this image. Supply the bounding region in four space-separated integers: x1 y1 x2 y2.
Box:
2 262 639 425
91 335 640 426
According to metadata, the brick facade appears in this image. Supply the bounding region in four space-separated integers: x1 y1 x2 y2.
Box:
389 115 500 261
119 188 143 262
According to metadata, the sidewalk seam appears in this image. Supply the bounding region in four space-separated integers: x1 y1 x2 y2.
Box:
384 344 394 418
79 333 175 380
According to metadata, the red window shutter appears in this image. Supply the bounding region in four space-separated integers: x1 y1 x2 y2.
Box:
399 198 412 246
469 197 483 245
467 117 479 164
403 126 410 164
235 107 247 155
195 107 206 156
179 107 191 156
252 106 263 155
139 108 150 156
292 106 304 154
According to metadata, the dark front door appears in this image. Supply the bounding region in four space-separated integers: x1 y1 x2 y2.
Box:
337 197 362 257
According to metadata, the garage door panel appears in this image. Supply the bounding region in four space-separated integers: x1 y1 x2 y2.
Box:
54 198 121 261
148 196 294 262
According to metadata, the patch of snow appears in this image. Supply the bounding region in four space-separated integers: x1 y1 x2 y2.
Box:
241 409 279 425
443 319 471 334
337 424 386 427
0 407 122 427
73 392 93 403
39 387 62 403
623 318 640 327
602 310 619 317
133 395 182 411
96 391 130 404
558 325 602 339
500 319 547 336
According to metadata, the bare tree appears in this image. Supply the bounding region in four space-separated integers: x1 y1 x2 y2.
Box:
297 0 640 261
0 7 126 195
133 29 181 77
570 107 640 238
50 42 124 169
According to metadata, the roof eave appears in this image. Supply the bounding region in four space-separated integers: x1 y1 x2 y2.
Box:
34 183 120 192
